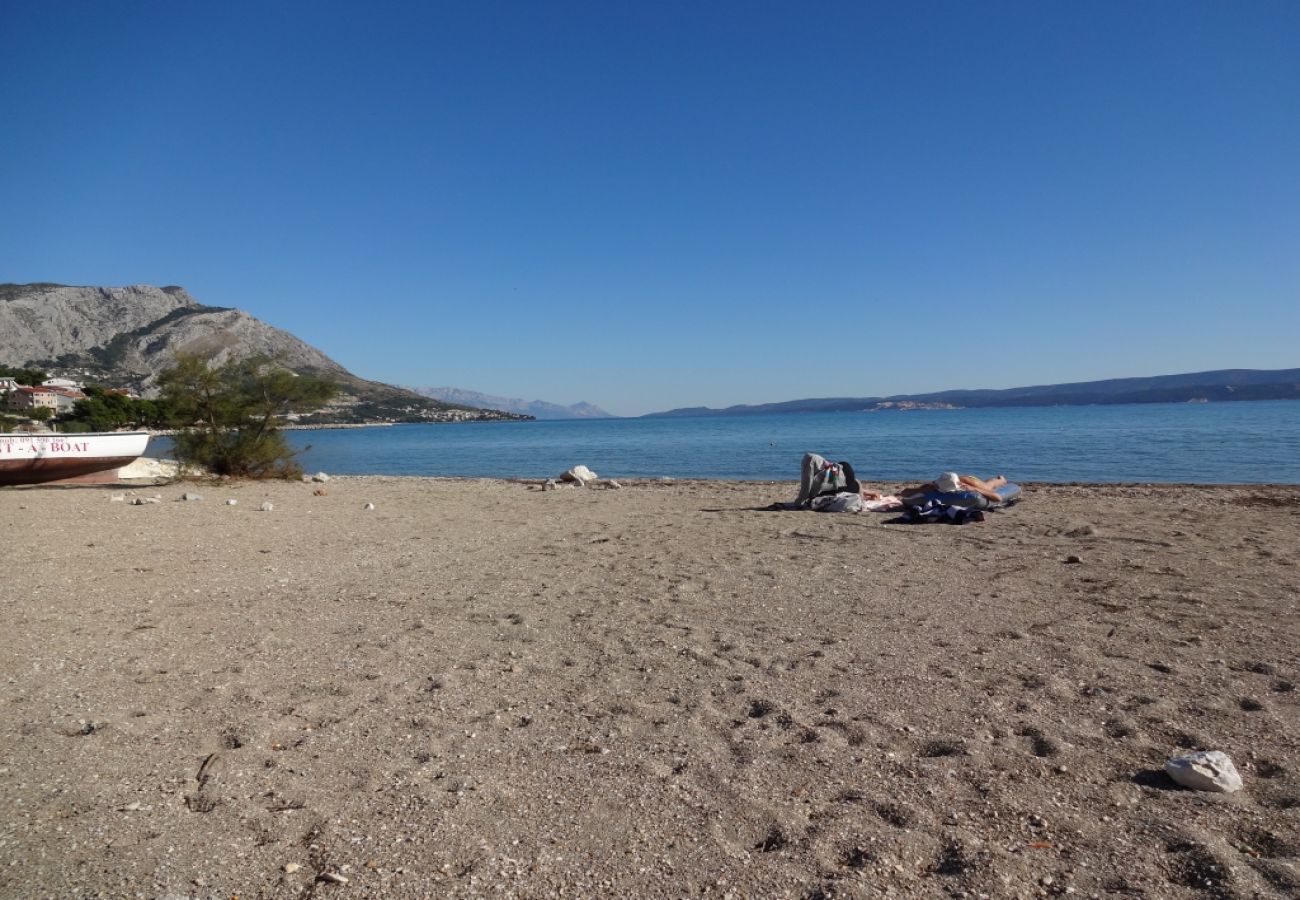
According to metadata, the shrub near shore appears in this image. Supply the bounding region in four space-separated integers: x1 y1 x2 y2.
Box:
160 353 336 479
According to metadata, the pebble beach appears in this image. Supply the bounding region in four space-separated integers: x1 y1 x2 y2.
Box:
1 477 1297 898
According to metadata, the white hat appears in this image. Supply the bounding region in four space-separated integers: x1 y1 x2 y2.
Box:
934 472 962 492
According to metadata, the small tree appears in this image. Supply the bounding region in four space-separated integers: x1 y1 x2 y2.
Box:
159 353 337 478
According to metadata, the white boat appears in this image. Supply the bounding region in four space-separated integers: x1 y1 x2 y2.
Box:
0 431 150 486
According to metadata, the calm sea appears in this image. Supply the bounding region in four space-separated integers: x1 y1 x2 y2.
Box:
258 400 1300 484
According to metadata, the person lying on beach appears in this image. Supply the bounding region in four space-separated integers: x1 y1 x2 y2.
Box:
775 454 885 510
900 472 1008 503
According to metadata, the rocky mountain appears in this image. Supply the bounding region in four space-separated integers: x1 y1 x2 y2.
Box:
0 283 527 424
409 387 614 420
644 368 1300 417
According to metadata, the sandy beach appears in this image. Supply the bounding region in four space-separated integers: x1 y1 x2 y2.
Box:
1 477 1297 899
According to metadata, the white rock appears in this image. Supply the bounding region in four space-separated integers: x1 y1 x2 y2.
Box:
542 478 558 491
109 494 125 502
561 465 598 484
1164 750 1243 793
259 502 274 512
363 502 375 510
604 479 623 490
130 497 161 505
179 492 204 502
312 472 330 483
283 863 302 874
117 457 185 479
225 499 238 506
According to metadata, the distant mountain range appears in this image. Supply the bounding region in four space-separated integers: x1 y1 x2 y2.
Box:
9 284 1294 425
0 283 528 424
644 368 1300 417
408 387 613 420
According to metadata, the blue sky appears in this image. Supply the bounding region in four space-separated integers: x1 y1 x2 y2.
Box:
2 1 1297 416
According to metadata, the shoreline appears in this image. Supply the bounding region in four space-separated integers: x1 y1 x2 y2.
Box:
124 468 1300 490
144 421 398 436
97 463 1300 491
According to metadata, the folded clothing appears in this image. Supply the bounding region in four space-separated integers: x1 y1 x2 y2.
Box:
890 500 987 525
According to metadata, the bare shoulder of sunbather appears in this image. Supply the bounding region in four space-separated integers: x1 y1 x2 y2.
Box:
899 482 933 497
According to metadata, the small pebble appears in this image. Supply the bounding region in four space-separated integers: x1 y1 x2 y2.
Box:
283 863 301 874
363 502 375 510
317 872 348 884
260 502 274 512
225 499 237 506
1065 555 1083 564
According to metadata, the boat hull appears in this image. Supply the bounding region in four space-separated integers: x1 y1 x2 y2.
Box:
0 432 151 486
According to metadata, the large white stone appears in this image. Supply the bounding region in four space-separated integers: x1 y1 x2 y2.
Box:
118 457 183 479
560 465 598 484
1164 750 1243 793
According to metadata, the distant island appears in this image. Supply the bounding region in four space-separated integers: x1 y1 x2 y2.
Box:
643 368 1300 417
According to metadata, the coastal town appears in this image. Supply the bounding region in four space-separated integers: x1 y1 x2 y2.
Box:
0 363 523 433
0 373 107 417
